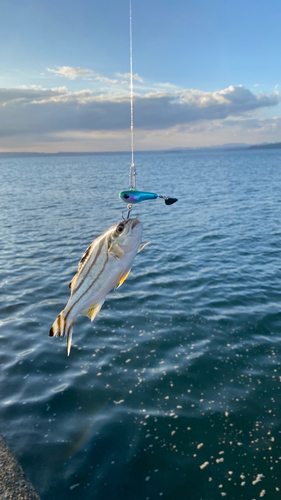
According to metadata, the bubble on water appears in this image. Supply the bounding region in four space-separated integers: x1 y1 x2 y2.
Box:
252 474 264 485
69 484 80 491
200 461 209 470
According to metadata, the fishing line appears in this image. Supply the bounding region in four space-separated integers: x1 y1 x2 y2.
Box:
129 0 136 191
121 0 178 218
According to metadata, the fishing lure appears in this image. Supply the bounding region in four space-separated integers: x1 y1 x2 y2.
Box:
120 2 178 216
119 189 178 206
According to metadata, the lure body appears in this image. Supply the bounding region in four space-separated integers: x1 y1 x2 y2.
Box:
119 189 158 204
119 189 178 206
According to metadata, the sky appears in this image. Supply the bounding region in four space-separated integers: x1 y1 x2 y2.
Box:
1 0 281 152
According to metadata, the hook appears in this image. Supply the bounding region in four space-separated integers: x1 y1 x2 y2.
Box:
126 203 133 219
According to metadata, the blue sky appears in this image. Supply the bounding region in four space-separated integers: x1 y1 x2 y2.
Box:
1 0 280 152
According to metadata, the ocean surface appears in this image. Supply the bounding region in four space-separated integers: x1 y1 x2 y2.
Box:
1 150 281 500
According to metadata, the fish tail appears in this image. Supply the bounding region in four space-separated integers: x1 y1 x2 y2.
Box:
49 311 67 338
66 324 74 357
49 311 75 356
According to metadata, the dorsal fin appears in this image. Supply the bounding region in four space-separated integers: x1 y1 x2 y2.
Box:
78 243 92 271
69 272 79 290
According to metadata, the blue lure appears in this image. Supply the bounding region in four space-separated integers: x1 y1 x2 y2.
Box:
119 189 178 206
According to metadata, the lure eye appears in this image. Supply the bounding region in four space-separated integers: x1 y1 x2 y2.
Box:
123 194 130 200
117 224 124 233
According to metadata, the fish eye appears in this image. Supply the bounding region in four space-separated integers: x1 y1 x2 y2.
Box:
117 224 124 233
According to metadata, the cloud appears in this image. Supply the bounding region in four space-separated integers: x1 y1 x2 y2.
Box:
0 87 67 106
46 67 143 85
0 85 280 146
47 66 94 80
154 82 178 89
95 75 119 84
115 72 144 83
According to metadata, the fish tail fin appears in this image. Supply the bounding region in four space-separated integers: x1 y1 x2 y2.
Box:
49 311 75 356
66 324 74 357
49 311 67 338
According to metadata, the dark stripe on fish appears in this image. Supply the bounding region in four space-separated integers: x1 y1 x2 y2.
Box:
65 252 109 322
71 238 105 297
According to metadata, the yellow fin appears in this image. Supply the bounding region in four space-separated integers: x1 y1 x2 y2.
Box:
138 242 150 253
115 269 131 290
83 302 103 322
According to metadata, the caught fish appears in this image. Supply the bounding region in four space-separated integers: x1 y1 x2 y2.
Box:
119 189 178 206
49 218 148 356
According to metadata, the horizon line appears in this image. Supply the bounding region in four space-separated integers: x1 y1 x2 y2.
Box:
0 141 281 157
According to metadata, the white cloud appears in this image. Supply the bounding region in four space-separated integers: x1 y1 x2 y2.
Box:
154 82 178 89
47 67 144 85
115 72 144 83
47 66 94 80
0 85 280 151
95 75 119 84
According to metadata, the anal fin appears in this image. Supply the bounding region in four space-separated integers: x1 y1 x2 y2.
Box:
115 269 131 290
83 302 104 322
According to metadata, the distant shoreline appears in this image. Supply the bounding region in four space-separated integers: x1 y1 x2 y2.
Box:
0 142 281 158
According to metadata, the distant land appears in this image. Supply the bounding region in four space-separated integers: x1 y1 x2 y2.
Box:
168 142 281 152
248 142 281 150
0 142 281 158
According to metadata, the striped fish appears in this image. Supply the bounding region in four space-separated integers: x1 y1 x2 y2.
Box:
49 218 147 356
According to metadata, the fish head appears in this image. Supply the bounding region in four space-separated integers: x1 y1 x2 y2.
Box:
112 218 143 253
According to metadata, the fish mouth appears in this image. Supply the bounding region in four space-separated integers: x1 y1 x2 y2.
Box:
131 218 141 229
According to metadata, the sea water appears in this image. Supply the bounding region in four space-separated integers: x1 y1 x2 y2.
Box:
0 150 281 499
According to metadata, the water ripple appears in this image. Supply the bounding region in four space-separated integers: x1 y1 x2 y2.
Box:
1 151 281 499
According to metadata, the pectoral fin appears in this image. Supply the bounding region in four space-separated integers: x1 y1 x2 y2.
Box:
108 243 124 259
115 269 131 290
138 242 150 253
83 302 104 322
